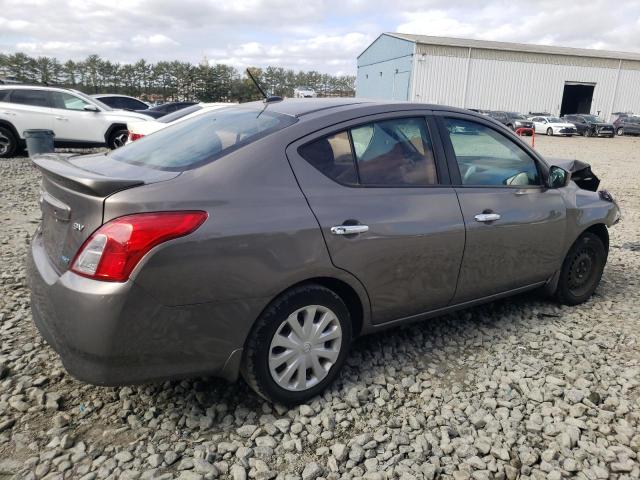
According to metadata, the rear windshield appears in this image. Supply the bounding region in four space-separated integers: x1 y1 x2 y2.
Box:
110 106 297 171
157 104 202 123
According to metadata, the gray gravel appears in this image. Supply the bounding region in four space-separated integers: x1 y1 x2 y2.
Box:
0 137 638 479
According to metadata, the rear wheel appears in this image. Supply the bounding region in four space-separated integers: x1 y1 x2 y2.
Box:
617 127 624 136
554 232 607 305
108 128 128 149
242 284 352 404
546 127 553 136
0 126 17 158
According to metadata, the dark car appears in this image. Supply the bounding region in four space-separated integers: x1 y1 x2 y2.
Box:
613 115 640 136
563 114 615 137
92 94 150 111
27 99 619 404
140 101 198 119
488 111 535 134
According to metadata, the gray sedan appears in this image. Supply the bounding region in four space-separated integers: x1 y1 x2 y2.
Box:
27 99 620 404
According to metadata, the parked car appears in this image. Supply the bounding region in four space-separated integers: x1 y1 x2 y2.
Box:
126 103 231 142
28 99 619 404
0 86 151 157
487 111 535 134
613 115 640 136
92 94 150 111
563 114 615 137
138 101 198 119
293 86 317 98
529 116 578 136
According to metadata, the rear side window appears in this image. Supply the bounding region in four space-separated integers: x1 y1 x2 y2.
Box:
299 131 358 185
299 117 438 187
10 89 50 107
0 90 11 102
110 107 297 171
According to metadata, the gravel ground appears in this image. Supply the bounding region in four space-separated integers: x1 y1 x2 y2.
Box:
0 136 638 480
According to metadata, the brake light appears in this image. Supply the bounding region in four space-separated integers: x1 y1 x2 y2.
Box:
71 211 208 282
128 132 145 142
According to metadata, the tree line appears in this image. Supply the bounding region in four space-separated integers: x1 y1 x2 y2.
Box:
0 53 356 102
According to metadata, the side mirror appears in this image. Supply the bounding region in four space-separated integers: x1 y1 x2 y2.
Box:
548 166 569 189
83 104 100 112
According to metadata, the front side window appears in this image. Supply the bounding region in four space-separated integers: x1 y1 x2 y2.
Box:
51 92 91 111
444 118 540 187
110 106 297 171
10 89 50 107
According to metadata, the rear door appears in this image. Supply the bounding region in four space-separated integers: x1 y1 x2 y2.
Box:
7 89 55 138
436 113 566 303
287 112 465 324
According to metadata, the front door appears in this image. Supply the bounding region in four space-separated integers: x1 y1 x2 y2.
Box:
437 114 567 303
49 91 106 143
287 113 465 324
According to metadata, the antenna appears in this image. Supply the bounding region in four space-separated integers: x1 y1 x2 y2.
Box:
245 68 283 103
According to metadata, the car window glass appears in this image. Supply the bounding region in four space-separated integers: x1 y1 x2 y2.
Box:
10 89 50 107
299 131 358 185
51 92 91 111
0 90 11 102
158 105 202 124
445 118 540 187
351 117 437 186
110 107 297 171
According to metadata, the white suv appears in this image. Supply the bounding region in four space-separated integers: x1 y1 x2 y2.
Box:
0 86 152 158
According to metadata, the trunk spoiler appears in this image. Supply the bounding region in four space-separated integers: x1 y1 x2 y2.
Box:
32 153 145 197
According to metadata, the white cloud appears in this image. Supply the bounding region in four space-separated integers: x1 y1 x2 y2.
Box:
1 0 640 75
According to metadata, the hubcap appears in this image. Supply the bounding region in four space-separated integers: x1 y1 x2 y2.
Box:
269 305 342 391
0 131 10 155
113 132 128 148
568 248 596 293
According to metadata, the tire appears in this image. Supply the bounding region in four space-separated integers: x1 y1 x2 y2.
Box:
554 232 607 306
0 126 18 158
546 127 553 136
585 129 593 138
242 284 352 404
617 127 624 136
108 128 128 149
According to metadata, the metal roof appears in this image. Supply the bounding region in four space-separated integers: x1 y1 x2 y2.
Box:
386 33 640 63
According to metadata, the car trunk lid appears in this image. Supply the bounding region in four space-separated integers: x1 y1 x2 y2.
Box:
33 152 179 273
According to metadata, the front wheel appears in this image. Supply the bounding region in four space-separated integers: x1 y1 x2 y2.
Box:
554 232 607 305
617 127 624 136
546 127 553 136
242 284 352 404
108 128 128 149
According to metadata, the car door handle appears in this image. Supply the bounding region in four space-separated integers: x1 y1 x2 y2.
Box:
474 213 501 222
330 225 369 235
1 111 15 116
55 116 69 121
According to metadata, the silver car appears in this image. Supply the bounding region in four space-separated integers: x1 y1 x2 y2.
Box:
27 99 620 404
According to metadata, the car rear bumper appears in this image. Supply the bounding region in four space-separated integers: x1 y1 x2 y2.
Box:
27 228 257 385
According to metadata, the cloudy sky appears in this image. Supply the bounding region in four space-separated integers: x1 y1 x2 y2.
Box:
1 0 639 75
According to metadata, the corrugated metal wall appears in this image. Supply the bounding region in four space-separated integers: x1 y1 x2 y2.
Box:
407 43 640 119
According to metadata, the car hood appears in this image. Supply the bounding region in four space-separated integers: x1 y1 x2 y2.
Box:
547 158 600 192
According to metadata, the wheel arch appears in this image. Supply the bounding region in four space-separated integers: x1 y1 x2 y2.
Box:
583 223 609 251
104 123 127 144
0 120 20 140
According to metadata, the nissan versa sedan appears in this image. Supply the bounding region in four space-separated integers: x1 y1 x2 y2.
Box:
27 99 620 404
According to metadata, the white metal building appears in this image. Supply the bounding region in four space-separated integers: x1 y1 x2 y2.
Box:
356 33 640 120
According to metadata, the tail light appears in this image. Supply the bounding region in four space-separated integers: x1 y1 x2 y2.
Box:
128 132 145 142
71 211 208 282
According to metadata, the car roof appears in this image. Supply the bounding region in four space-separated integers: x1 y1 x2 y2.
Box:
0 85 71 92
240 98 487 121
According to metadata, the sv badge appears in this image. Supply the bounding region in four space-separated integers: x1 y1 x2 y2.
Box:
72 222 85 232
